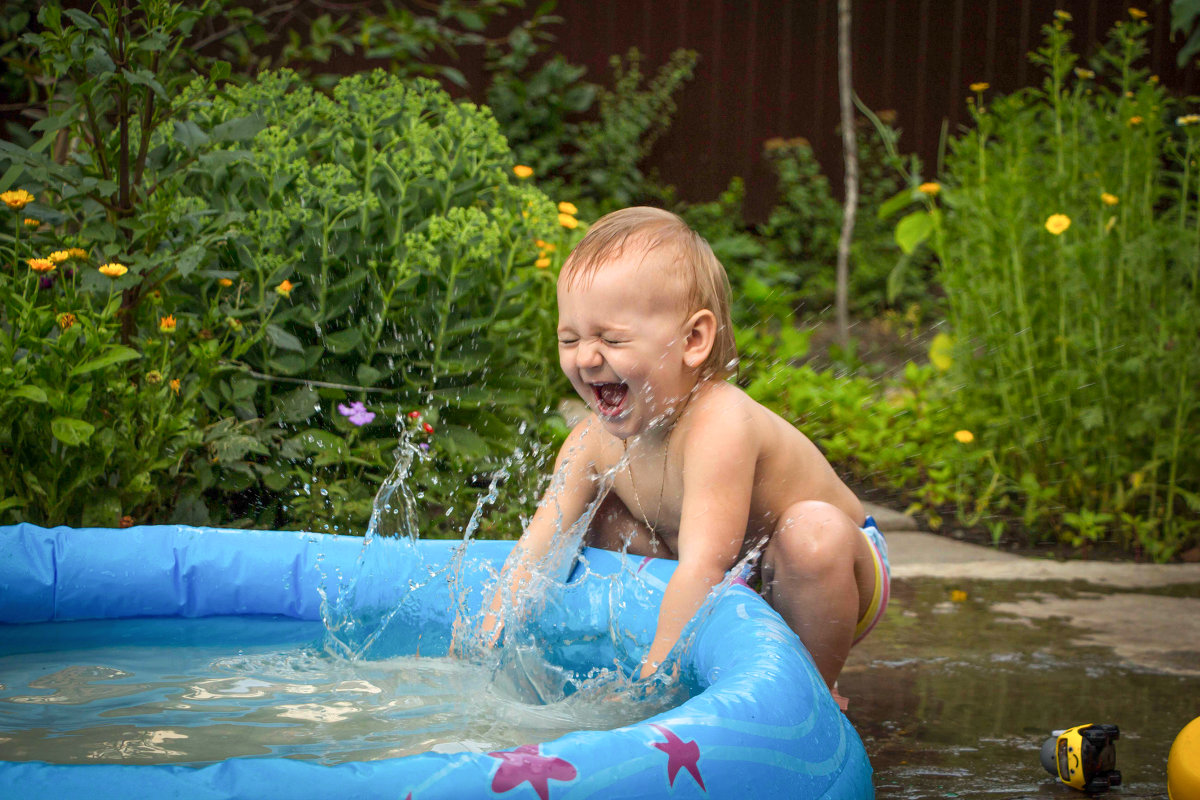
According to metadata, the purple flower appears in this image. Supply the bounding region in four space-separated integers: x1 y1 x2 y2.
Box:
38 274 56 290
419 442 430 451
337 401 375 426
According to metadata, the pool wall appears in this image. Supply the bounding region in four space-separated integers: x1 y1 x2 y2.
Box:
0 523 874 799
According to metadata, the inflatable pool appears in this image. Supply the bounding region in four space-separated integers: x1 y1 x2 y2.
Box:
0 523 873 799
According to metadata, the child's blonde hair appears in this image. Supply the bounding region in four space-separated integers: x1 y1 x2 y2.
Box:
560 206 738 379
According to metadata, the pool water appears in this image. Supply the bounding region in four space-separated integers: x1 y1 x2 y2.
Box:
842 578 1200 799
0 616 681 766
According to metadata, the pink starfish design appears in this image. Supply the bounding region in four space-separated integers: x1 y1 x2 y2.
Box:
488 743 577 800
651 724 705 790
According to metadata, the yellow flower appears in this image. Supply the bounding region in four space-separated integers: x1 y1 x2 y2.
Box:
275 279 294 297
950 589 969 603
1127 115 1143 126
535 239 556 253
1075 68 1095 79
535 257 551 269
169 378 181 394
1054 9 1072 22
1128 7 1146 19
969 82 990 92
954 429 975 444
23 217 39 229
146 370 164 385
918 181 941 196
99 262 128 278
57 312 76 330
557 201 578 215
1 189 35 210
1044 214 1071 235
558 212 579 229
159 314 177 333
929 332 954 371
48 250 71 263
67 247 88 259
218 278 233 287
512 165 534 179
28 257 55 273
1177 114 1200 126
1101 192 1119 206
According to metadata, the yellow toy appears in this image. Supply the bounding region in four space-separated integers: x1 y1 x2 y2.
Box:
1040 723 1121 793
1169 717 1200 800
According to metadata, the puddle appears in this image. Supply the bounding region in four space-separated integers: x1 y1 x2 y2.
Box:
841 578 1198 799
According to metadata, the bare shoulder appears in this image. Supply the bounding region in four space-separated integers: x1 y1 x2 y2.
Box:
678 381 771 455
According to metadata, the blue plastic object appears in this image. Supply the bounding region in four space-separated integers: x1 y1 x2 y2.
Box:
0 523 873 799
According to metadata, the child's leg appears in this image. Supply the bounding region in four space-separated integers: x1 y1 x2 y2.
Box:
584 491 666 557
760 500 878 689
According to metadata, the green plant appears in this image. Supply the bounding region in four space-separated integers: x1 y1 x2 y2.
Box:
181 69 572 537
877 11 1200 559
0 0 288 527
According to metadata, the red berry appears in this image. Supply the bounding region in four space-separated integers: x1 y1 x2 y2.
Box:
408 410 421 419
423 422 434 434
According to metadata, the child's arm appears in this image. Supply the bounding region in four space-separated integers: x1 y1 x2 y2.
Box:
479 419 600 644
639 408 756 679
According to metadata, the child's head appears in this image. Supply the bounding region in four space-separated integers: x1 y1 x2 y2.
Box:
559 207 737 379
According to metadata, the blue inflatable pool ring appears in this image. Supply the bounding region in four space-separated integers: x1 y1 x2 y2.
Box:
0 523 873 799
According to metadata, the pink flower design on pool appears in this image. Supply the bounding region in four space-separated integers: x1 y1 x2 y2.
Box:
651 724 705 790
488 744 577 800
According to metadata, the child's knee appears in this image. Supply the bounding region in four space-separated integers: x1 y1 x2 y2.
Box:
767 500 860 578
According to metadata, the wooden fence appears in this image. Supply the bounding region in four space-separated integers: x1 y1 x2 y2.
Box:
515 0 1197 219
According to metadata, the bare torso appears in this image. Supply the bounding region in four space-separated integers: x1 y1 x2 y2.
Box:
581 379 864 560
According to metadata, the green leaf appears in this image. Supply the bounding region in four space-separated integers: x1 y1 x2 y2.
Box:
11 385 48 403
324 327 362 353
174 245 205 278
265 324 304 352
895 211 934 255
80 493 121 528
51 417 95 446
276 386 321 423
69 346 142 376
211 114 265 143
174 120 209 152
63 8 101 31
877 187 915 221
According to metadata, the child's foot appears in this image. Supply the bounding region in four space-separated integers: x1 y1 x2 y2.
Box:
831 684 849 711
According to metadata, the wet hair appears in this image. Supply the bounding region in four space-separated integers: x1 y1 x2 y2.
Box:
560 206 738 379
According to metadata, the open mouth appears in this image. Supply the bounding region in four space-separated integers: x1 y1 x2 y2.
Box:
591 382 629 418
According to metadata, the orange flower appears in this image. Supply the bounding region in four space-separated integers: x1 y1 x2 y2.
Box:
969 82 990 92
1 189 35 210
119 515 135 528
275 279 295 297
558 213 579 229
1101 192 1119 206
67 247 88 259
159 314 177 333
954 430 975 444
218 278 233 287
99 262 128 278
1128 7 1147 20
57 312 76 329
48 250 71 263
1044 214 1071 235
169 378 181 394
512 165 534 179
23 217 39 229
535 257 551 269
1127 115 1144 126
918 182 941 196
27 257 55 273
557 201 578 215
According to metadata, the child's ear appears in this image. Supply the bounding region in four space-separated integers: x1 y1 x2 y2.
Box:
682 309 717 369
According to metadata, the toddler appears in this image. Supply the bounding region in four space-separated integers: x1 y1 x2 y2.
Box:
482 207 889 693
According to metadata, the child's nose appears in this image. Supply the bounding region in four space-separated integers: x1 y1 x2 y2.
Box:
577 339 603 368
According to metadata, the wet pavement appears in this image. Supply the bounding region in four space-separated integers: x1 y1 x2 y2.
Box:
840 504 1200 799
